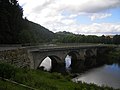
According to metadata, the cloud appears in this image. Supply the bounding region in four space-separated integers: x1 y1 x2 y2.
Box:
83 23 120 35
18 0 120 35
77 23 120 35
19 0 120 16
45 22 120 35
90 13 112 21
42 0 120 13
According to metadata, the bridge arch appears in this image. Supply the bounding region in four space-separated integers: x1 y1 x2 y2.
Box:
38 55 65 73
85 49 94 57
65 51 82 72
84 49 96 67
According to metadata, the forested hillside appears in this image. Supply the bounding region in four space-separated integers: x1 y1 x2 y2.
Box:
0 0 54 44
0 0 120 44
19 19 55 43
0 0 23 44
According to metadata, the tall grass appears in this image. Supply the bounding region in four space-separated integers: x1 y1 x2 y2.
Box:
0 63 118 90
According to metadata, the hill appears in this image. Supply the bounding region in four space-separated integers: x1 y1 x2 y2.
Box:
19 19 55 44
0 0 55 44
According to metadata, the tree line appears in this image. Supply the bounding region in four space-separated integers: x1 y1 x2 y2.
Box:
56 31 120 44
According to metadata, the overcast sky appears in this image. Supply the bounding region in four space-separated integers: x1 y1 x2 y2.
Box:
18 0 120 35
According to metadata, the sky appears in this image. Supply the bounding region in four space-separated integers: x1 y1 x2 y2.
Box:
18 0 120 35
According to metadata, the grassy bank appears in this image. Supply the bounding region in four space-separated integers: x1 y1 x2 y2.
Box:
0 63 119 90
0 79 31 90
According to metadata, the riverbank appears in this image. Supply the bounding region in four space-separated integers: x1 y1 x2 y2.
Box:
0 63 119 90
106 48 120 65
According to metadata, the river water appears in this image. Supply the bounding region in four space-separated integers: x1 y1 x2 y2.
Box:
73 64 120 89
40 57 120 89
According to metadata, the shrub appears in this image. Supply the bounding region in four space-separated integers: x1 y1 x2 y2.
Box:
0 63 16 79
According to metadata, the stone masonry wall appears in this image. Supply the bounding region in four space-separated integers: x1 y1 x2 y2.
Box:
0 48 30 68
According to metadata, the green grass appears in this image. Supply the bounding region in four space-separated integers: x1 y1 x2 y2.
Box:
0 63 119 90
0 79 31 90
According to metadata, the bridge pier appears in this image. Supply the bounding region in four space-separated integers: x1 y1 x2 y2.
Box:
67 51 85 73
96 47 111 65
84 49 97 67
71 59 85 73
50 56 66 73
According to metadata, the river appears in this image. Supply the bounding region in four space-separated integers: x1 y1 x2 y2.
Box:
72 64 120 89
40 57 120 89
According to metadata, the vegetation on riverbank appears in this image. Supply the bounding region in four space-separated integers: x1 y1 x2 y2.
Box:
106 48 120 65
0 63 119 90
0 79 31 90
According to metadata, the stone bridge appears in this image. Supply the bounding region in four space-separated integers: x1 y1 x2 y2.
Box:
28 45 114 73
0 44 115 73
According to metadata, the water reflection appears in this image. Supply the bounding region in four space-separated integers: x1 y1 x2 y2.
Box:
73 64 120 89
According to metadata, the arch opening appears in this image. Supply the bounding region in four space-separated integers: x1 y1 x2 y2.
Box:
65 55 72 71
38 56 65 73
39 57 51 71
65 51 81 72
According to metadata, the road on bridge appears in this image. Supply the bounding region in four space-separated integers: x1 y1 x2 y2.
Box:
0 44 117 51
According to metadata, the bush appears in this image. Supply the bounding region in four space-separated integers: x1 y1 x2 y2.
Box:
0 63 16 79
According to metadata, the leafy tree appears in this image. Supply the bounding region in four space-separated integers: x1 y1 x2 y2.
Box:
0 0 23 43
105 36 112 44
113 35 120 44
100 35 106 44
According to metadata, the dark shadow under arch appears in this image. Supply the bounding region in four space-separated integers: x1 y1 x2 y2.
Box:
84 49 96 67
67 51 82 72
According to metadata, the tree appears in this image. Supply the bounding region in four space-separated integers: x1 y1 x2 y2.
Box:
105 36 112 44
113 35 120 44
0 0 23 43
100 35 106 44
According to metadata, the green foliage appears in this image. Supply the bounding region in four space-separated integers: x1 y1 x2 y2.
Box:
0 63 16 79
0 0 23 43
0 0 54 44
0 80 30 90
113 35 120 44
19 20 55 44
0 63 118 90
18 29 37 43
49 72 65 80
56 31 120 44
106 50 120 64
